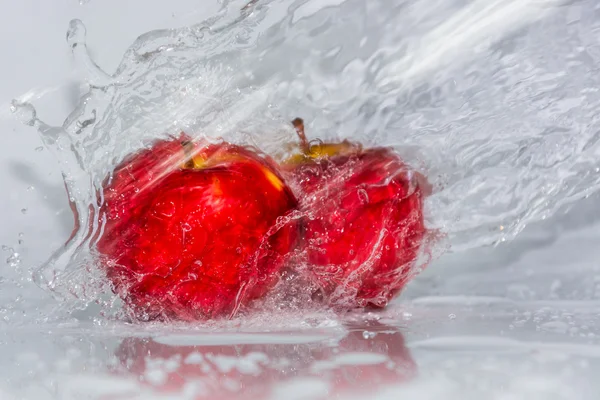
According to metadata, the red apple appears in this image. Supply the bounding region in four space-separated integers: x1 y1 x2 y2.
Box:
96 134 298 321
113 323 415 399
281 118 431 310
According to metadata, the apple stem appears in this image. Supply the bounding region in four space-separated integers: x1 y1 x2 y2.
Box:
292 118 310 153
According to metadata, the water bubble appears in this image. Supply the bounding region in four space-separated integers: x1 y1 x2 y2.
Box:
362 330 377 339
10 101 36 126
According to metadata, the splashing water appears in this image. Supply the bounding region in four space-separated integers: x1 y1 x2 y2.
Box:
12 0 600 317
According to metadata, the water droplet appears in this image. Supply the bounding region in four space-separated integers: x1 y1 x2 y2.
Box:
10 101 36 126
357 189 369 204
74 109 96 134
362 330 377 339
35 146 43 152
66 19 87 49
27 185 35 191
448 313 457 320
6 250 21 269
21 208 28 214
182 223 192 232
236 247 242 254
154 201 176 218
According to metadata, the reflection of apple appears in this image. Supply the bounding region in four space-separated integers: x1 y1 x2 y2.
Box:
115 336 307 400
281 118 431 310
95 134 298 321
313 322 416 394
114 323 415 399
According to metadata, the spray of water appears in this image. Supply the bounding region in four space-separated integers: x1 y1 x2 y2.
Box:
12 0 600 319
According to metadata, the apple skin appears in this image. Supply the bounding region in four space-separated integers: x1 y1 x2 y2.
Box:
95 134 298 321
113 323 415 399
282 119 430 310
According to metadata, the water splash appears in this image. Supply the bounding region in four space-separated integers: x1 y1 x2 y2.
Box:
14 0 600 316
5 248 21 270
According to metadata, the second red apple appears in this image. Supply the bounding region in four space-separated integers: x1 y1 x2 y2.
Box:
281 118 430 310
